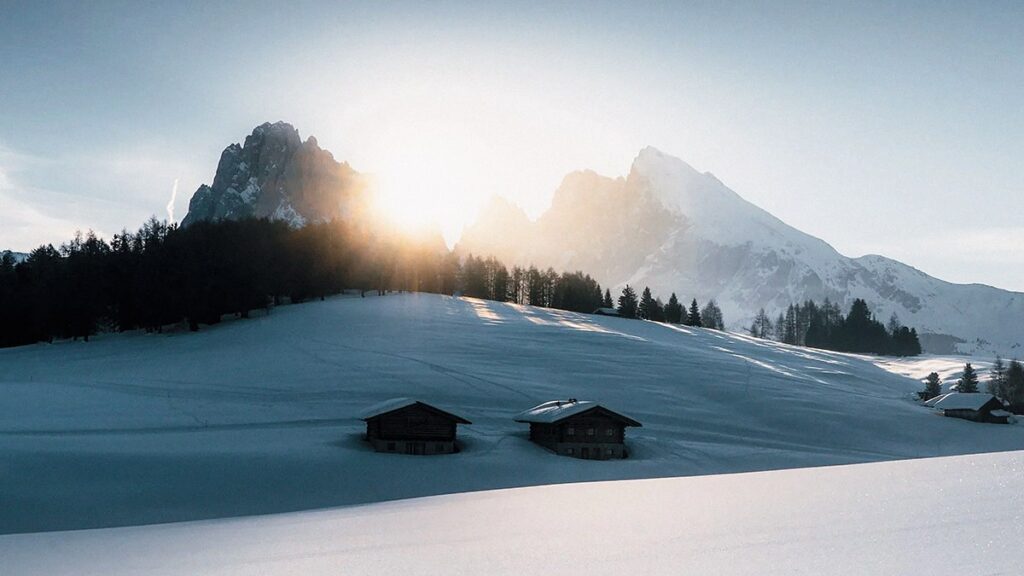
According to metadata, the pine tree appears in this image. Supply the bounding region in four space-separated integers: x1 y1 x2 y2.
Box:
1005 360 1024 406
957 363 980 393
617 285 638 319
922 372 942 400
665 293 682 324
988 356 1007 398
651 298 666 322
686 298 702 327
773 312 786 342
602 288 613 308
783 304 798 344
700 299 725 330
887 312 901 336
638 286 655 320
749 308 772 338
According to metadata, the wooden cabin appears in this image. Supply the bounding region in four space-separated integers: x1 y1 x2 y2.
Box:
360 398 471 454
514 399 641 459
924 393 1011 424
593 307 620 317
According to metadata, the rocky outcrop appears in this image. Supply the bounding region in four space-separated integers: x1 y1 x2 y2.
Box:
181 122 366 227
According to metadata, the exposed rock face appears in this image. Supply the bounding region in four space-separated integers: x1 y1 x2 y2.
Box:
457 147 1024 356
181 122 366 227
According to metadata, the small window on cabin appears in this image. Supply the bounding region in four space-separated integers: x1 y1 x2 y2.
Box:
607 448 614 456
387 442 396 452
567 448 574 455
566 427 575 436
605 428 614 436
587 428 595 436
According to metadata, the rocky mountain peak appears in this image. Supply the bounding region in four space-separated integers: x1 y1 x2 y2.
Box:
181 122 366 228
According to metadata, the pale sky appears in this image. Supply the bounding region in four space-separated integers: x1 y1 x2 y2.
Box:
1 1 1022 290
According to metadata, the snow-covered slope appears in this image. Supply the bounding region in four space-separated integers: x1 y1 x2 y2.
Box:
4 450 1021 576
2 293 1022 534
458 148 1024 356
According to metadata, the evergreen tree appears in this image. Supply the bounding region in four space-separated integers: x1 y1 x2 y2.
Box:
686 298 702 327
988 356 1007 398
638 286 655 320
664 293 683 324
1004 360 1024 406
887 312 901 336
957 363 980 393
749 308 772 338
617 285 638 319
700 299 724 330
773 312 786 342
921 372 943 400
651 298 666 322
602 288 613 308
783 304 798 344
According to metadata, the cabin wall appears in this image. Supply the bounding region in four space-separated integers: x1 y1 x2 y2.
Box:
557 414 625 444
527 414 630 459
364 404 465 454
368 437 457 455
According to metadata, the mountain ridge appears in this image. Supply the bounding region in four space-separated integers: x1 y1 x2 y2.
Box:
181 122 367 228
458 147 1024 356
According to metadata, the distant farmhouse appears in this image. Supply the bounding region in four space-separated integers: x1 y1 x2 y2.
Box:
515 399 641 459
924 393 1013 424
360 398 471 455
592 307 620 317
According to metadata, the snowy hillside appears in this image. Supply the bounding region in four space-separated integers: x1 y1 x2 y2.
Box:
4 450 1022 576
2 293 1022 535
458 148 1024 356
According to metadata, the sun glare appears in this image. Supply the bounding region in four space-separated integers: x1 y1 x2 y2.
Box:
366 126 489 246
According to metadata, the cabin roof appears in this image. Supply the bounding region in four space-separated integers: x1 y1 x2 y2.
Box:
360 397 471 424
926 392 1001 411
514 400 642 427
593 307 620 315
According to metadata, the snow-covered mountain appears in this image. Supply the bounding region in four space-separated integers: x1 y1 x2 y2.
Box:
458 147 1024 356
181 122 368 228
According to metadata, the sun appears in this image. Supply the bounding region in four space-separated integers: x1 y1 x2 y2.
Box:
365 133 488 246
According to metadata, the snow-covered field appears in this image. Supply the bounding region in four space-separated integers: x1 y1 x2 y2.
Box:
4 450 1022 575
1 293 1022 538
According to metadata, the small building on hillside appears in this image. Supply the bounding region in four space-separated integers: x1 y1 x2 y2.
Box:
360 398 471 455
924 393 1012 424
593 307 620 317
514 399 642 459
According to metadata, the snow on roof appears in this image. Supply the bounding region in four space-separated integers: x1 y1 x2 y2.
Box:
514 400 641 426
923 393 950 407
929 393 1000 411
990 410 1013 418
593 307 620 315
359 398 470 423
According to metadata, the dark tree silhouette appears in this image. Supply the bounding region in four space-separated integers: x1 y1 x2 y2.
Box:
617 285 638 319
957 363 980 393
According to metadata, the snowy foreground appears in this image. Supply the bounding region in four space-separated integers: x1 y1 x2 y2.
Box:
3 450 1022 575
1 293 1023 537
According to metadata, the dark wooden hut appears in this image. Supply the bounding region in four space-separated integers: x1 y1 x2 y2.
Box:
360 398 471 455
925 393 1011 424
514 399 641 459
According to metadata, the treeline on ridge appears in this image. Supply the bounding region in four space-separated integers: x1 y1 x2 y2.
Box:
747 298 922 356
0 217 649 348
